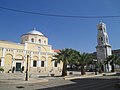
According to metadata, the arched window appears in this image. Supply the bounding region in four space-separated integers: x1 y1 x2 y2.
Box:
44 40 46 44
31 38 34 42
33 60 37 67
101 37 103 41
25 39 27 41
106 37 108 43
98 37 101 44
0 59 1 66
39 39 41 43
101 37 103 44
54 61 57 67
41 61 44 67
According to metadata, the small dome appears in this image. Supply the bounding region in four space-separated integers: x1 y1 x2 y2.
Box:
27 28 44 36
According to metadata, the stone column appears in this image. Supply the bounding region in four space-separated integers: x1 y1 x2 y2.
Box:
37 60 41 67
1 48 6 66
12 58 15 67
30 52 33 67
45 53 48 67
31 60 33 67
1 57 4 66
38 51 41 67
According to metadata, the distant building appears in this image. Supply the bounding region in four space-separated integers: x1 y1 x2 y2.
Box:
112 49 120 57
0 28 62 73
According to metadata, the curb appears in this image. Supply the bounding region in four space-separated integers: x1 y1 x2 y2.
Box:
102 72 116 76
64 72 117 80
64 74 102 80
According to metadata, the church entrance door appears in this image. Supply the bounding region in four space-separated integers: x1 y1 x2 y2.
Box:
16 62 21 71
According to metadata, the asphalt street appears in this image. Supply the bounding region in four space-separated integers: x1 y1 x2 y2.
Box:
0 75 120 90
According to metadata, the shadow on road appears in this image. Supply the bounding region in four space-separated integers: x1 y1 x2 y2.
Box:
35 76 120 90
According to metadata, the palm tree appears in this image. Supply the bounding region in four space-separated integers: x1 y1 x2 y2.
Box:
53 48 80 76
76 52 89 75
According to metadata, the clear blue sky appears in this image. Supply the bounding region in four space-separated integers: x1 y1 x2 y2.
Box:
0 0 120 53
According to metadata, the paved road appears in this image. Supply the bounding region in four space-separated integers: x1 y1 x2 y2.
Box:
0 76 120 90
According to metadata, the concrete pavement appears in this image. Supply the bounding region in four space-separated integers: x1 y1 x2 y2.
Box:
0 75 120 90
0 78 48 84
0 71 118 84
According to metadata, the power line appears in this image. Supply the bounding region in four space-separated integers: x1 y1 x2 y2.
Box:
0 6 120 18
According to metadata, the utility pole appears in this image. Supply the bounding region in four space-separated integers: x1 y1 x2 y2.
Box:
93 59 97 75
25 55 29 81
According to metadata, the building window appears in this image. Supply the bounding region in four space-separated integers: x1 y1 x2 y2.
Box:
33 60 37 67
101 37 103 44
104 29 106 32
31 38 34 42
101 37 103 41
98 37 100 45
25 39 27 41
41 61 44 67
39 39 41 43
0 59 1 66
54 61 57 67
106 36 108 43
44 40 46 44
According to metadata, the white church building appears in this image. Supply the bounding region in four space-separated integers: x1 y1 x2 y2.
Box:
96 22 112 72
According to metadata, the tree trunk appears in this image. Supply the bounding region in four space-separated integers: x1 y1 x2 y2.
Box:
111 64 115 72
62 63 67 76
98 66 102 73
81 65 86 75
101 65 104 72
107 62 109 72
111 60 115 72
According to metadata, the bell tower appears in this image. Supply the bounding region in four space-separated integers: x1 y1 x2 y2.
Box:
96 22 112 63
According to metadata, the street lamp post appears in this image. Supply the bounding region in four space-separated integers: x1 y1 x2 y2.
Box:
93 59 97 75
25 55 29 81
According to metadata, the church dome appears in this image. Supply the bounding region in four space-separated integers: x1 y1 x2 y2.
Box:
27 28 44 36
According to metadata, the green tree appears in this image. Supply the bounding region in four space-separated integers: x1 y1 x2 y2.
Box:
106 55 118 72
76 53 89 75
86 54 97 65
53 48 80 76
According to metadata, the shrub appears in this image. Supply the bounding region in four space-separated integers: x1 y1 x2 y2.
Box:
0 67 4 72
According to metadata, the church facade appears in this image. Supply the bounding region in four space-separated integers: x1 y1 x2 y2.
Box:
0 28 62 74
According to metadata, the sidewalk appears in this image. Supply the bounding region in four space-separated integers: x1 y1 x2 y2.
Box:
0 73 49 84
0 78 48 84
0 72 117 84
